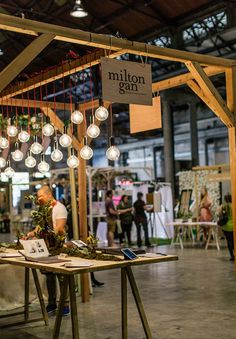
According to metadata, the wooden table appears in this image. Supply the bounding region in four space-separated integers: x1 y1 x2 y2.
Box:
0 253 178 339
166 221 220 250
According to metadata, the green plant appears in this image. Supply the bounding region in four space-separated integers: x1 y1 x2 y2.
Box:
24 195 65 249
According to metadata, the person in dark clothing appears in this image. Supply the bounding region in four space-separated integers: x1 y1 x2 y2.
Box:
133 192 151 248
117 195 133 246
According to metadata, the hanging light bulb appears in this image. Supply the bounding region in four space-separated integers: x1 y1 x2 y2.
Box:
0 137 9 149
95 105 109 121
18 129 30 143
71 108 83 124
12 142 24 162
7 118 18 137
67 148 79 168
59 126 72 148
25 150 36 168
43 117 54 137
4 160 15 178
106 137 120 161
51 140 63 162
31 135 43 154
38 153 50 174
87 115 100 138
80 137 93 160
0 157 6 168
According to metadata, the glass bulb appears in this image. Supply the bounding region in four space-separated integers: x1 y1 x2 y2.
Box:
7 125 18 137
59 134 72 147
18 130 30 143
95 106 109 121
38 160 50 174
4 166 15 178
80 145 93 160
106 145 120 161
0 137 9 149
25 155 36 168
0 157 6 168
87 124 100 138
31 142 43 154
67 155 79 168
43 123 54 137
71 110 83 124
12 149 24 162
51 149 63 162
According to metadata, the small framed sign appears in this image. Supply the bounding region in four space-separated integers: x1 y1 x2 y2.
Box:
101 57 152 105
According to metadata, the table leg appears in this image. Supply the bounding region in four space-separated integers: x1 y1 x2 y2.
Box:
69 275 79 339
24 267 29 321
53 275 69 339
125 267 153 339
31 269 49 326
121 268 128 339
205 227 212 250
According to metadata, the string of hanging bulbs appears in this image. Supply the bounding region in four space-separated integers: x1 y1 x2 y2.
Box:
0 66 121 179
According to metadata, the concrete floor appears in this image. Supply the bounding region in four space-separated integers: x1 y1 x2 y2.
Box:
0 242 236 339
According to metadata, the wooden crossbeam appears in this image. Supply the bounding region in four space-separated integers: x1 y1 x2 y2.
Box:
185 61 234 127
1 97 99 112
187 80 221 119
0 49 124 99
0 33 55 93
0 13 234 68
152 66 225 92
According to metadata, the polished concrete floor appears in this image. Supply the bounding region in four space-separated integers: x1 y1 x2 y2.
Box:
1 241 236 339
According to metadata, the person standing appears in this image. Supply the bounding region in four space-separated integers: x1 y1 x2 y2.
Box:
26 185 69 315
105 190 118 247
117 195 133 246
221 194 234 261
133 192 151 248
199 186 212 241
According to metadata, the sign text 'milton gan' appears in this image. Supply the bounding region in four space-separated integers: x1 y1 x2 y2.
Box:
101 58 152 105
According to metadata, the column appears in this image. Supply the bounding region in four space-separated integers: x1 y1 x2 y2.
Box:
189 101 199 167
162 95 175 201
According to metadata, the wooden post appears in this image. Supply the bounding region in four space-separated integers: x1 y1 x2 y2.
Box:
68 166 79 240
225 66 236 258
77 120 90 302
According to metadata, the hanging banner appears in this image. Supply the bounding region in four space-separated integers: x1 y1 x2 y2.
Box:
130 96 162 133
101 57 152 105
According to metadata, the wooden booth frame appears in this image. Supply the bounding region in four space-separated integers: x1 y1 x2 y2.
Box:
0 14 236 301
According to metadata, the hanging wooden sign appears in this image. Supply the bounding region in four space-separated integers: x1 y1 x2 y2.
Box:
129 96 162 133
101 57 152 105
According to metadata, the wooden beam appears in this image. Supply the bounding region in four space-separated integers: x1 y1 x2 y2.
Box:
225 67 236 260
1 97 100 112
40 106 80 152
0 49 124 99
187 79 221 118
0 33 55 93
1 98 71 111
0 13 234 67
152 66 225 92
185 61 234 127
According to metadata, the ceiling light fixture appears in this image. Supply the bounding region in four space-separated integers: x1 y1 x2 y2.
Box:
70 0 88 18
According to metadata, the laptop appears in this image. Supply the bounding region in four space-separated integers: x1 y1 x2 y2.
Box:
19 239 71 264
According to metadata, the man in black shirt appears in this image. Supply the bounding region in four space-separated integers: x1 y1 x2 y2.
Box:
133 192 151 248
